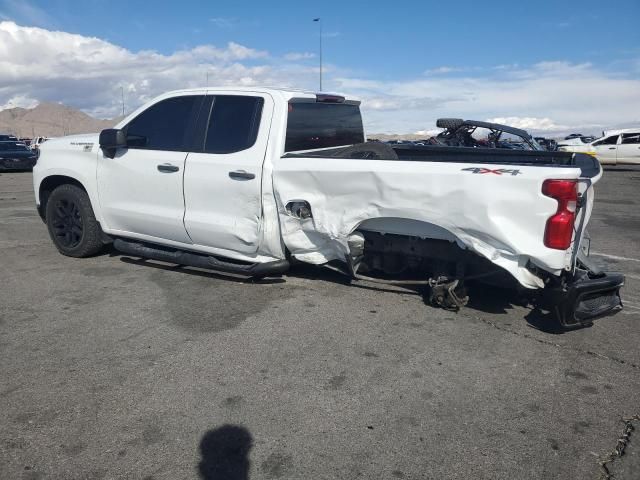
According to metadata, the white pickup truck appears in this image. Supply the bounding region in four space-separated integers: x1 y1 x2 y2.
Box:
33 87 624 329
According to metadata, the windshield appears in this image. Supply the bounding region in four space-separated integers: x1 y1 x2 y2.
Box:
285 102 364 152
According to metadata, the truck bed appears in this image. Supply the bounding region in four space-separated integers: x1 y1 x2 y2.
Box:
284 144 601 178
273 147 600 289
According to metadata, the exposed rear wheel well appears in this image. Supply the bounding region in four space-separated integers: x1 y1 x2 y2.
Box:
38 175 87 221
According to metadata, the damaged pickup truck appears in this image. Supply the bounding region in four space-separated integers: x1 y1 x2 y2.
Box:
33 88 624 329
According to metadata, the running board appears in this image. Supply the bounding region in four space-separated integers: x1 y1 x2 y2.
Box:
113 239 290 278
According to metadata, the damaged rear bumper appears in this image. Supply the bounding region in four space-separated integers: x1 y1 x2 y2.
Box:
546 270 625 328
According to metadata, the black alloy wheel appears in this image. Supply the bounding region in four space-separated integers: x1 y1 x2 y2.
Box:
50 197 84 248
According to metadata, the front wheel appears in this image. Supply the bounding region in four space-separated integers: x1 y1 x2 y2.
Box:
45 184 104 257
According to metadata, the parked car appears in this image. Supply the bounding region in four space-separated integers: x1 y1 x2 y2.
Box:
0 134 18 141
33 87 623 329
0 141 38 170
432 119 544 151
558 129 640 165
31 136 50 151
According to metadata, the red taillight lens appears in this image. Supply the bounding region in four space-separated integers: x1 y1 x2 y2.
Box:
542 179 578 250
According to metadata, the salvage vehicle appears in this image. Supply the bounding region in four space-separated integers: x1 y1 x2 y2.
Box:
534 137 558 152
432 119 544 151
0 141 38 170
31 136 50 152
32 88 624 329
558 129 640 165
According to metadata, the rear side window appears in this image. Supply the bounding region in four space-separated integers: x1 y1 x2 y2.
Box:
285 103 364 152
621 133 640 144
204 95 264 154
125 95 203 151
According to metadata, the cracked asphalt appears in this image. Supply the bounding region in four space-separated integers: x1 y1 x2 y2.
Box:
1 167 639 480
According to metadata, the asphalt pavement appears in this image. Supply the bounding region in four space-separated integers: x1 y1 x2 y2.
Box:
1 167 639 480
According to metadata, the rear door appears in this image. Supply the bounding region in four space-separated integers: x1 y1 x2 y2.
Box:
617 132 640 164
183 93 273 254
97 93 204 243
592 134 619 164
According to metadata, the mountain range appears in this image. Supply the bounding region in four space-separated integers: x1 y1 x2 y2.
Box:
0 103 121 139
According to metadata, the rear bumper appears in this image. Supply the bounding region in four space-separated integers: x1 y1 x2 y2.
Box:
547 270 624 328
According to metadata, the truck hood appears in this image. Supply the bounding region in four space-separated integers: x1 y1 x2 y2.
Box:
40 133 100 153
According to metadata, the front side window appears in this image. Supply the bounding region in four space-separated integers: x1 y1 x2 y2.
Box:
204 95 264 154
125 95 203 151
594 135 619 146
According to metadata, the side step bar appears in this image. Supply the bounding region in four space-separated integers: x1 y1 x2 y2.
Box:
113 239 290 278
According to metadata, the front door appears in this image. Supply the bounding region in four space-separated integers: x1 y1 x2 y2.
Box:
183 93 273 254
97 94 204 243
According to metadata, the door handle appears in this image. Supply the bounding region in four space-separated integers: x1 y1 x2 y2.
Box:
608 147 616 150
157 163 179 173
229 170 255 180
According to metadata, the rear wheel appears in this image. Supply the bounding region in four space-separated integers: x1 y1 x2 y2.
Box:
45 184 104 257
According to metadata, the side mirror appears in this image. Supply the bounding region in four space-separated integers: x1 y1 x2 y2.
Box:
99 128 126 158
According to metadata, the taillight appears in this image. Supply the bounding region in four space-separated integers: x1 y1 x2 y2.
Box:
542 179 578 250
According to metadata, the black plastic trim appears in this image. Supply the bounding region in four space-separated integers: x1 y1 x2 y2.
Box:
547 270 624 328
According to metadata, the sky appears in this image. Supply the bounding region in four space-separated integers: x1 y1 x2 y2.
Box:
0 0 639 134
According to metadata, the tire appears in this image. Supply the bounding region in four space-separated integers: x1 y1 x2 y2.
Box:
436 118 464 130
331 142 399 160
45 184 104 257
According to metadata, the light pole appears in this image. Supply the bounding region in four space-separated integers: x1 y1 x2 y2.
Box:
313 18 322 91
120 86 125 117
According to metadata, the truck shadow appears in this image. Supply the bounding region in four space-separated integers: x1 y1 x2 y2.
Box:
465 283 571 334
112 249 575 334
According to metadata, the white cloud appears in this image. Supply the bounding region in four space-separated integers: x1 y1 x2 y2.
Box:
0 93 38 110
0 21 639 135
424 66 463 75
337 61 640 134
485 117 566 131
284 52 315 61
209 17 237 29
0 21 293 118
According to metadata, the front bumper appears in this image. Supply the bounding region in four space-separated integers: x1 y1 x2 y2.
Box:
547 270 624 328
1 157 38 170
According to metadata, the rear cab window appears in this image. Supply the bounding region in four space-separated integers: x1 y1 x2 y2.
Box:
284 99 364 152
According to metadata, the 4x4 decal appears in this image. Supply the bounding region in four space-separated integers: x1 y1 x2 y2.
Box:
461 167 522 176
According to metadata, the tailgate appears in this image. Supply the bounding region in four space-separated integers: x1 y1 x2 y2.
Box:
273 157 593 289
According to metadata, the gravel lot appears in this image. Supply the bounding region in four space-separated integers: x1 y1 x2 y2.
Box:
1 167 639 480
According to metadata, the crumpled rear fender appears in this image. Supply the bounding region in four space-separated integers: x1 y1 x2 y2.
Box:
273 157 590 289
